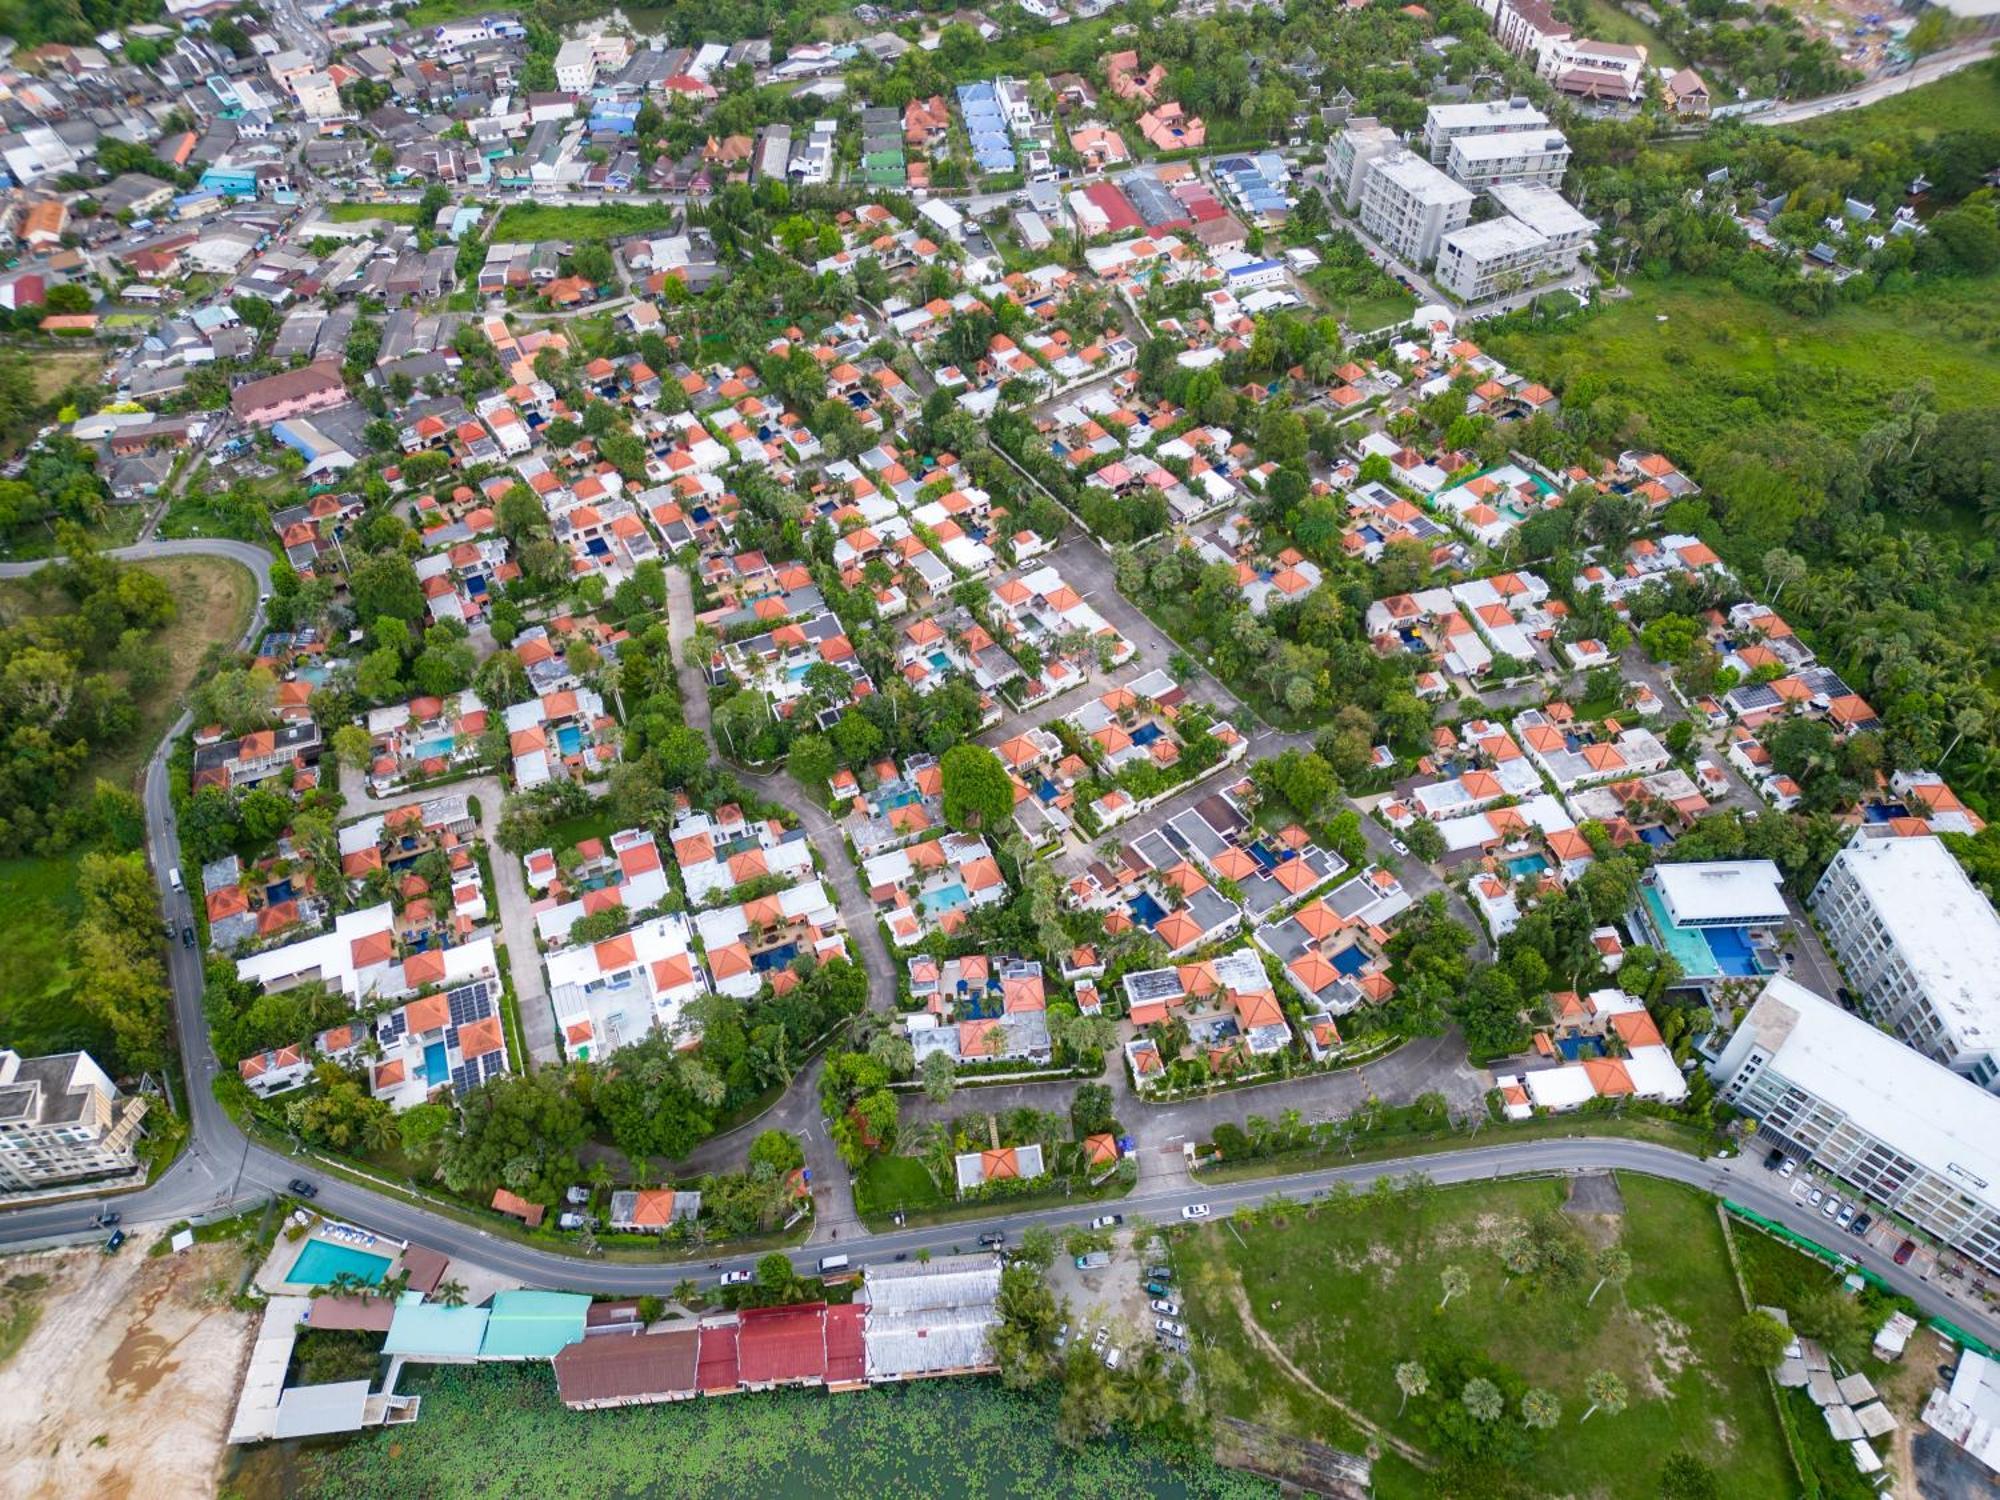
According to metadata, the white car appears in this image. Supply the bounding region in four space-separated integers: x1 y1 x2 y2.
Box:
1822 1196 1842 1218
1103 1346 1122 1370
720 1269 753 1286
1181 1204 1212 1221
1779 1159 1798 1179
1089 1214 1122 1230
1807 1186 1824 1205
1389 838 1411 858
1155 1318 1187 1338
1150 1298 1181 1317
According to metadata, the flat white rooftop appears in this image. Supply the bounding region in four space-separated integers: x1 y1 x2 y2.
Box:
1425 99 1550 132
1650 860 1788 927
1488 181 1597 238
1449 130 1570 163
1823 834 2000 1051
1444 216 1546 256
1738 976 2000 1219
1372 151 1476 206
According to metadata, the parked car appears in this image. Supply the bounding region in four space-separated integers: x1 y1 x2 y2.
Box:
1894 1239 1917 1266
1779 1159 1798 1179
1849 1213 1873 1237
102 1229 126 1254
1181 1204 1211 1221
557 1212 587 1231
1089 1214 1122 1230
1807 1186 1824 1206
181 926 195 948
565 1186 590 1206
1822 1196 1842 1218
1091 1327 1109 1351
288 1178 318 1199
1145 1265 1172 1283
1103 1346 1122 1370
1837 1204 1856 1226
720 1269 753 1286
1155 1318 1187 1338
1149 1298 1181 1317
1389 837 1411 858
1764 1149 1786 1171
1144 1281 1172 1298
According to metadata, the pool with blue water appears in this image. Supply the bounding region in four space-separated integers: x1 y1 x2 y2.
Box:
284 1238 393 1288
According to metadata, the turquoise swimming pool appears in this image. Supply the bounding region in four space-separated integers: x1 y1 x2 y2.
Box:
285 1237 394 1288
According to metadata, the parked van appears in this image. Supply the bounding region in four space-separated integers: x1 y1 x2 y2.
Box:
817 1253 850 1275
168 868 182 892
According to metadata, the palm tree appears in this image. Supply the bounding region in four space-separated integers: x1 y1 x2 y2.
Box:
1461 1377 1504 1423
434 1278 468 1308
1580 1369 1627 1422
1437 1264 1470 1310
1499 1236 1537 1290
1121 1347 1177 1428
1588 1247 1632 1306
1394 1360 1428 1415
325 1270 366 1300
1520 1387 1561 1430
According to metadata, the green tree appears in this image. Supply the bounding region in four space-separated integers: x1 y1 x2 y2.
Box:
940 742 1012 832
1731 1310 1790 1370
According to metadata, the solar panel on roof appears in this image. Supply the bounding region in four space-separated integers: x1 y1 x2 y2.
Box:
451 1063 471 1093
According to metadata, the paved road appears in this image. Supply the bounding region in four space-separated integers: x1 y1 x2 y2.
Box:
1751 40 1997 125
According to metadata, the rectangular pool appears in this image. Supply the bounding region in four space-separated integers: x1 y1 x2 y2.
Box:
556 725 584 756
423 1040 449 1082
284 1238 393 1288
921 882 968 916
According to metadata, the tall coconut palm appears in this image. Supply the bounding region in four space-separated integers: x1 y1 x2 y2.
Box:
1394 1360 1428 1415
1588 1247 1632 1306
1461 1378 1504 1423
1580 1369 1627 1422
434 1278 467 1308
1437 1264 1470 1311
1520 1387 1561 1430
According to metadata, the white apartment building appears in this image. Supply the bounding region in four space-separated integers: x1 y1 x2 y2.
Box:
1445 130 1571 191
1486 0 1572 60
1356 150 1474 265
1435 215 1550 302
0 1049 148 1191
1487 181 1597 264
1420 97 1551 164
1711 975 2000 1276
1328 117 1402 209
1811 830 2000 1091
554 35 630 93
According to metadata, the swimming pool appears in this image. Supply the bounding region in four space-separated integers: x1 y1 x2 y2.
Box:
284 1238 393 1288
414 735 455 761
423 1040 449 1082
556 725 584 756
921 882 968 915
1128 891 1167 928
1505 853 1550 879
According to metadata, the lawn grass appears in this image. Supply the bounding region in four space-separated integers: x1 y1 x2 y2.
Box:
852 1153 947 1219
1326 291 1418 336
1782 54 2000 141
1484 271 2000 461
489 202 681 243
1177 1174 1793 1500
323 202 421 224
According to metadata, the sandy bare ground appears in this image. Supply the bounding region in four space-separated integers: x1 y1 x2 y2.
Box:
0 1243 255 1500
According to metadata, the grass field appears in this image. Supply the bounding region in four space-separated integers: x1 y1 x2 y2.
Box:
1176 1175 1794 1500
1485 272 2000 460
1573 0 1683 66
490 202 681 243
1783 54 2000 141
323 202 421 224
27 349 103 403
853 1153 948 1219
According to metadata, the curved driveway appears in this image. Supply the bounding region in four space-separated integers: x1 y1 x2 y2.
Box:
6 542 1998 1354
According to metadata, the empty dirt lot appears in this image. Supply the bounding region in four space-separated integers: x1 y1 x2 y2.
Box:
0 1240 255 1500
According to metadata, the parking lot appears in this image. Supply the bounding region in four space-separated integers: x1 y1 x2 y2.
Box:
1045 1221 1188 1369
1771 1152 1946 1280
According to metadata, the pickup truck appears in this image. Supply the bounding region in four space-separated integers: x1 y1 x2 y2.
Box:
1074 1250 1112 1271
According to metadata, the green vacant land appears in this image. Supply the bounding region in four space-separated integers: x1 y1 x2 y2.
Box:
0 852 105 1061
1177 1175 1793 1500
853 1152 947 1219
1485 272 2000 458
323 202 421 225
1573 0 1682 66
282 1365 1271 1499
490 202 681 243
1783 56 2000 141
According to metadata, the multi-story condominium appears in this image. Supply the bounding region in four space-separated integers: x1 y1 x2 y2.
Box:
553 35 630 93
1435 216 1551 302
1487 182 1597 265
0 1049 148 1191
1327 117 1401 209
1711 976 2000 1276
1445 130 1571 191
1539 38 1650 104
1355 150 1474 265
1419 98 1551 164
1812 829 2000 1090
1482 0 1572 60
